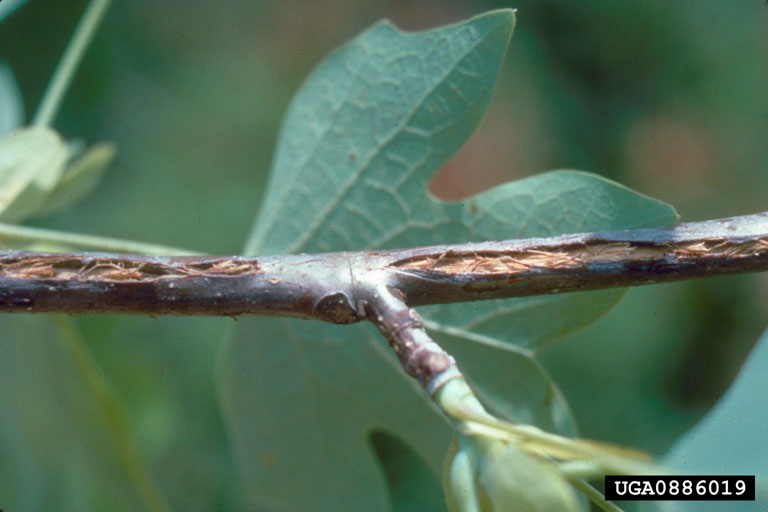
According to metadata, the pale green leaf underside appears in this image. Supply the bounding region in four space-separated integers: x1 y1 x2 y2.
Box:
476 444 582 512
642 329 768 511
244 9 515 256
416 171 676 430
0 126 69 222
34 141 116 217
225 10 516 512
414 170 679 347
221 8 677 512
221 320 452 512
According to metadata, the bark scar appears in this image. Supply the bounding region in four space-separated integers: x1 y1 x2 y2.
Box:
0 255 261 282
391 238 768 275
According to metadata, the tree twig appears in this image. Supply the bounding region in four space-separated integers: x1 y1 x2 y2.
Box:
2 210 766 392
2 211 766 317
363 283 460 391
390 211 768 306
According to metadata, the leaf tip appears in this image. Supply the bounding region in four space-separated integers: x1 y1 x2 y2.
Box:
473 7 517 37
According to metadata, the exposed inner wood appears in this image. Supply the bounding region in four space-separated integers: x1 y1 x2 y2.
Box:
0 255 261 282
393 238 768 275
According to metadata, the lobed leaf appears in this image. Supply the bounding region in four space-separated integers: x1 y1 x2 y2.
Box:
221 320 452 512
244 10 516 256
220 8 677 512
223 10 517 511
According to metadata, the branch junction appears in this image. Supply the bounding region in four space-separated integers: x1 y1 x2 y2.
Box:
1 210 767 392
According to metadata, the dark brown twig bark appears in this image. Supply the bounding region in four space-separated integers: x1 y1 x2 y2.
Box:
2 211 766 391
363 285 460 391
1 211 766 318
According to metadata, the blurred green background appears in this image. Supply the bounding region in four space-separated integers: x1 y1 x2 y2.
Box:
1 0 767 510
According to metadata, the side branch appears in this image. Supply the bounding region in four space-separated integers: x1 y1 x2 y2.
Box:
363 287 460 391
0 211 766 317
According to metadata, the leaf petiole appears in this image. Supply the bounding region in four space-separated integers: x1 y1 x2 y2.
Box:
32 0 112 127
0 221 201 255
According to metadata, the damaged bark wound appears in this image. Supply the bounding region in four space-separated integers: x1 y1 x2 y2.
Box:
1 211 766 392
1 212 767 316
389 213 768 307
393 238 768 275
0 252 261 281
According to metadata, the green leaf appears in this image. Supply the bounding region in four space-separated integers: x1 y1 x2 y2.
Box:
642 328 768 511
220 320 453 512
0 126 69 222
220 9 677 511
223 10 516 511
34 141 116 217
416 170 679 350
474 443 581 512
0 123 113 221
244 9 516 255
444 432 582 512
0 316 168 511
0 61 24 135
413 171 677 424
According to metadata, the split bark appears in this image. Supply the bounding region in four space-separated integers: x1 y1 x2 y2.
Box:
2 211 767 390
